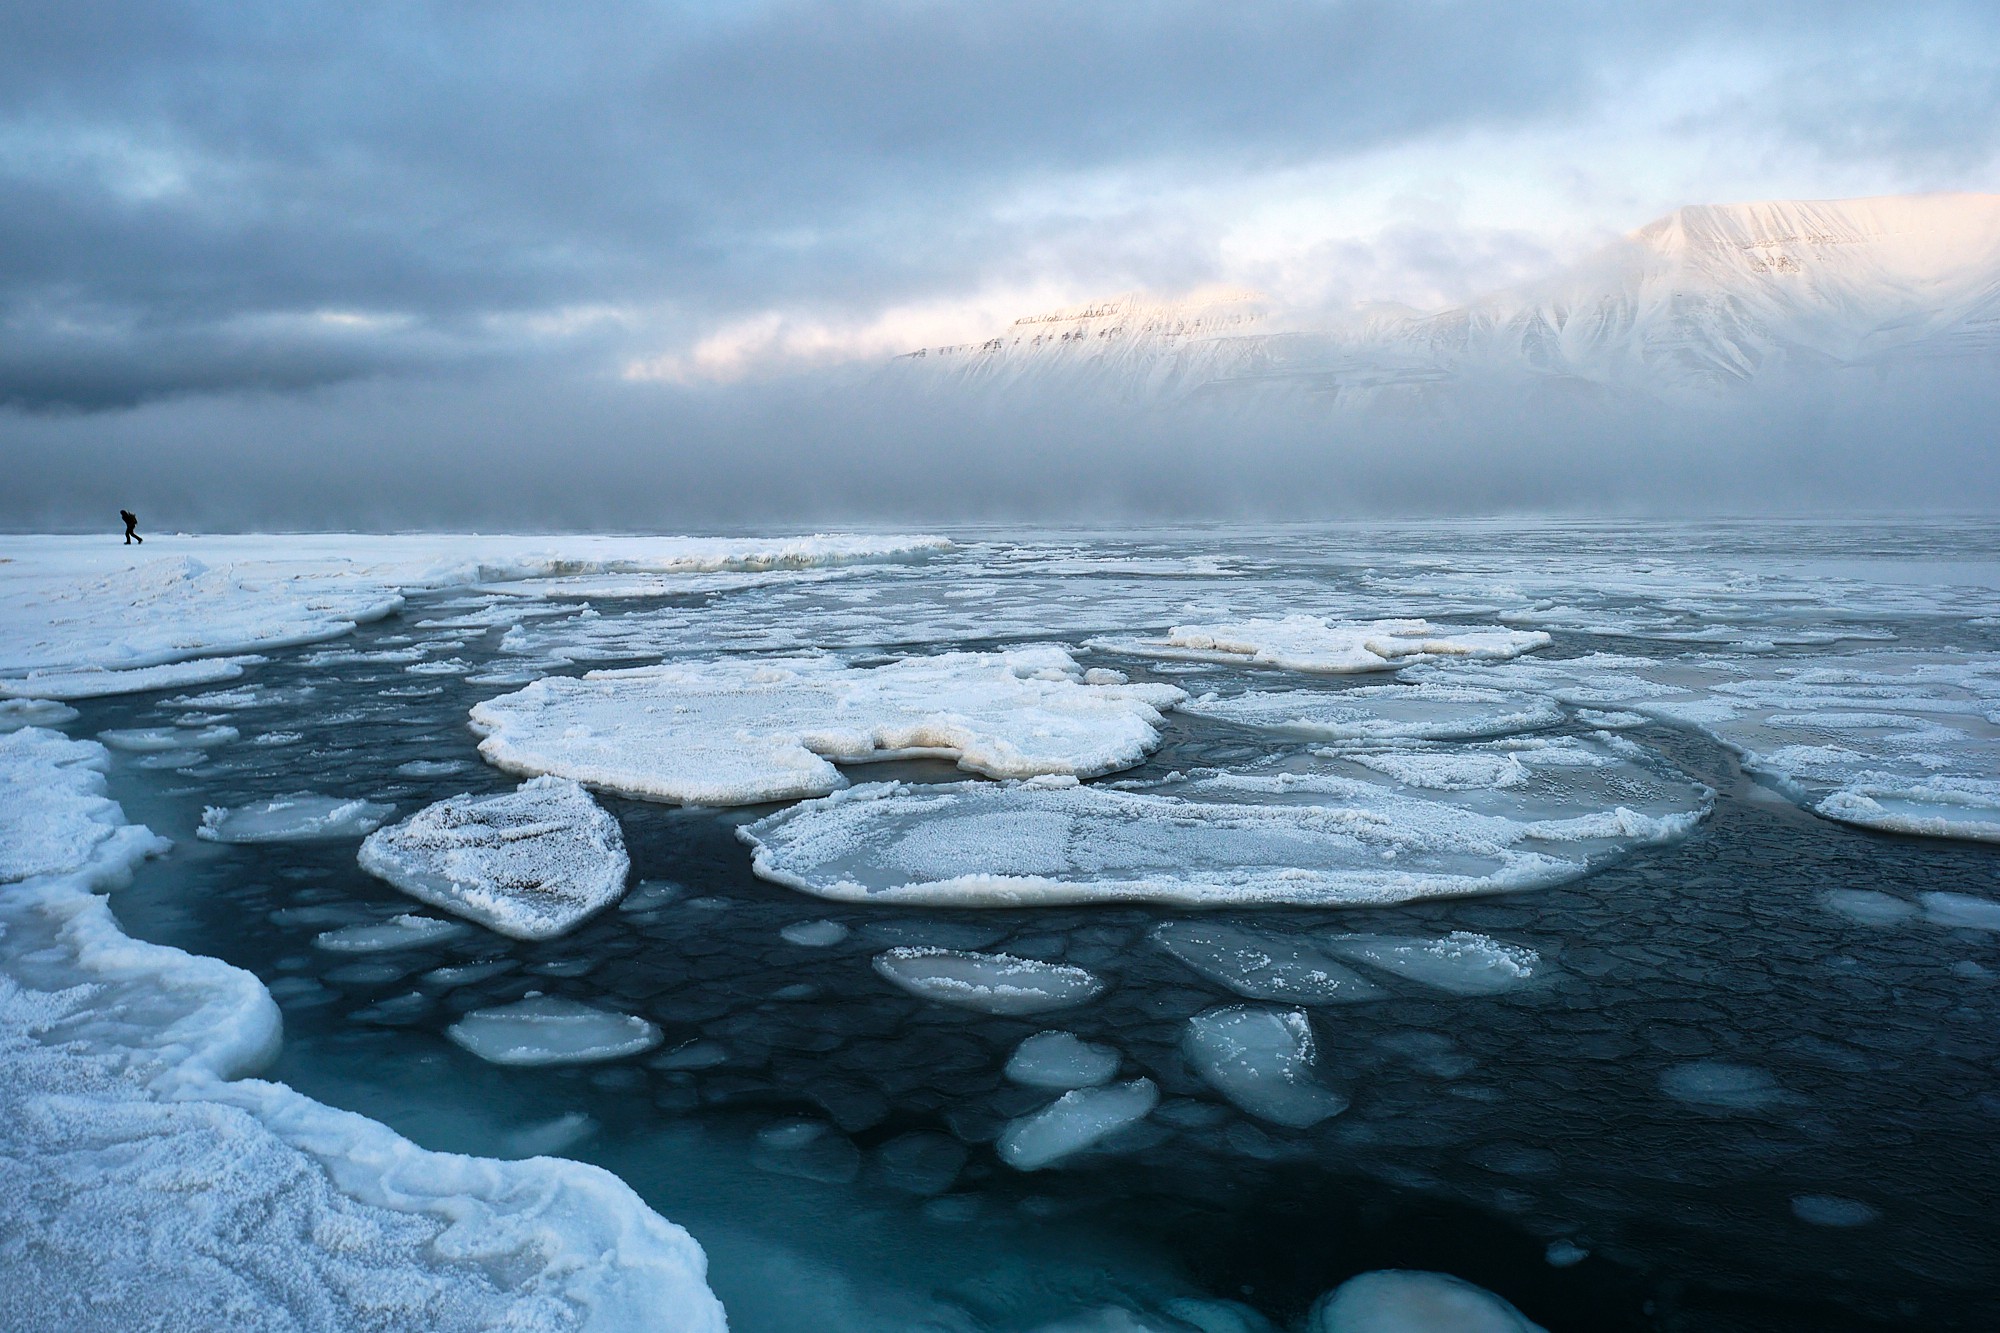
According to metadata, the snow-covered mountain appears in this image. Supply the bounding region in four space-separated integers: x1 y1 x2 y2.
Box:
891 194 2000 402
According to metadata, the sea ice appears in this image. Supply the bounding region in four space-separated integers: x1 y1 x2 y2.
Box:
469 646 1185 805
1181 683 1561 741
781 918 851 947
873 1131 968 1195
1918 891 2000 931
1306 1270 1546 1333
1322 933 1540 996
446 996 663 1066
1006 1031 1122 1088
198 793 396 843
872 947 1107 1014
100 724 239 751
1791 1195 1880 1228
1094 617 1549 674
996 1079 1160 1170
743 749 1703 908
1822 889 1920 926
313 914 470 953
357 777 630 940
1182 1006 1348 1128
1151 921 1384 1004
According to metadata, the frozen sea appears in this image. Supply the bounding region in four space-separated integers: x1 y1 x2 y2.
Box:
5 520 2000 1331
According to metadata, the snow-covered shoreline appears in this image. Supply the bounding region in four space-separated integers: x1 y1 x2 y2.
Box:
0 726 727 1330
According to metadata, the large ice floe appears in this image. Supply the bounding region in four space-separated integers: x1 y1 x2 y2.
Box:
1090 617 1550 674
358 777 630 939
0 532 948 691
469 646 1186 806
0 726 723 1330
741 736 1707 908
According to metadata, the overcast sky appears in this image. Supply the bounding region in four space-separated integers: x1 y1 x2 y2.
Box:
3 1 1997 524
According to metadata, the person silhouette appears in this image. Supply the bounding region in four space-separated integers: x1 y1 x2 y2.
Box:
121 509 142 545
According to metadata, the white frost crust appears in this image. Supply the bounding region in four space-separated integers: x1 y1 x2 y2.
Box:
739 745 1706 909
1093 617 1550 674
1307 1269 1546 1333
0 726 724 1331
199 793 397 843
0 533 950 684
469 646 1185 806
871 947 1107 1014
359 777 631 940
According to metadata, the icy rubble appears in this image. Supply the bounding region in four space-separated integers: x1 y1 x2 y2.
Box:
469 646 1185 806
996 1079 1160 1171
0 726 723 1330
1093 617 1549 674
447 996 664 1066
1183 1006 1347 1128
198 792 396 843
872 947 1107 1014
741 740 1706 908
359 777 630 939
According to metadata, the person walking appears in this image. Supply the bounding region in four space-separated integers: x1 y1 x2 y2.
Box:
121 509 142 544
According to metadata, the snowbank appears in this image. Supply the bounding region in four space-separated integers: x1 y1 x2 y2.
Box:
359 777 630 939
0 726 724 1330
470 646 1185 806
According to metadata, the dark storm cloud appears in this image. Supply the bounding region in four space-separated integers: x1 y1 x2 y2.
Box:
4 0 1993 411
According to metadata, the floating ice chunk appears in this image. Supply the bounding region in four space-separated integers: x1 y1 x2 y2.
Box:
1543 1241 1588 1268
780 918 851 947
1919 891 2000 931
420 959 517 988
0 656 265 700
1006 1031 1122 1088
100 725 238 752
395 758 470 777
873 947 1106 1014
1791 1195 1880 1228
654 1040 729 1071
1151 922 1384 1004
874 1131 968 1195
1323 933 1540 996
1821 889 1919 926
1183 683 1561 741
314 914 469 954
1815 784 2000 843
1659 1061 1788 1111
997 1078 1160 1170
357 777 630 940
0 698 78 733
469 646 1184 805
447 996 662 1066
743 753 1704 909
1574 709 1648 729
1346 751 1530 790
751 1119 862 1184
1183 1006 1347 1128
198 793 395 843
1307 1270 1546 1333
1097 617 1549 675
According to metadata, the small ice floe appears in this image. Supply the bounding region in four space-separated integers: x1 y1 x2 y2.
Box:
619 879 683 913
1182 682 1561 741
420 959 518 988
0 655 265 700
1658 1060 1790 1112
0 698 79 732
1918 891 2000 931
1543 1240 1589 1268
1005 1031 1121 1088
100 725 238 752
996 1079 1160 1171
872 947 1106 1014
751 1119 862 1184
447 996 662 1066
1183 1006 1347 1128
394 758 469 777
1821 889 1920 926
502 1112 598 1159
1151 922 1384 1004
356 776 629 940
780 918 850 947
1093 617 1550 674
1323 933 1540 997
1345 751 1530 791
1306 1269 1546 1332
466 645 1185 805
198 793 395 843
314 914 468 953
874 1131 967 1195
1790 1195 1880 1228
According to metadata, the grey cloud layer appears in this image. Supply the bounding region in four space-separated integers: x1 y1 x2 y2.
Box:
5 0 1994 409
